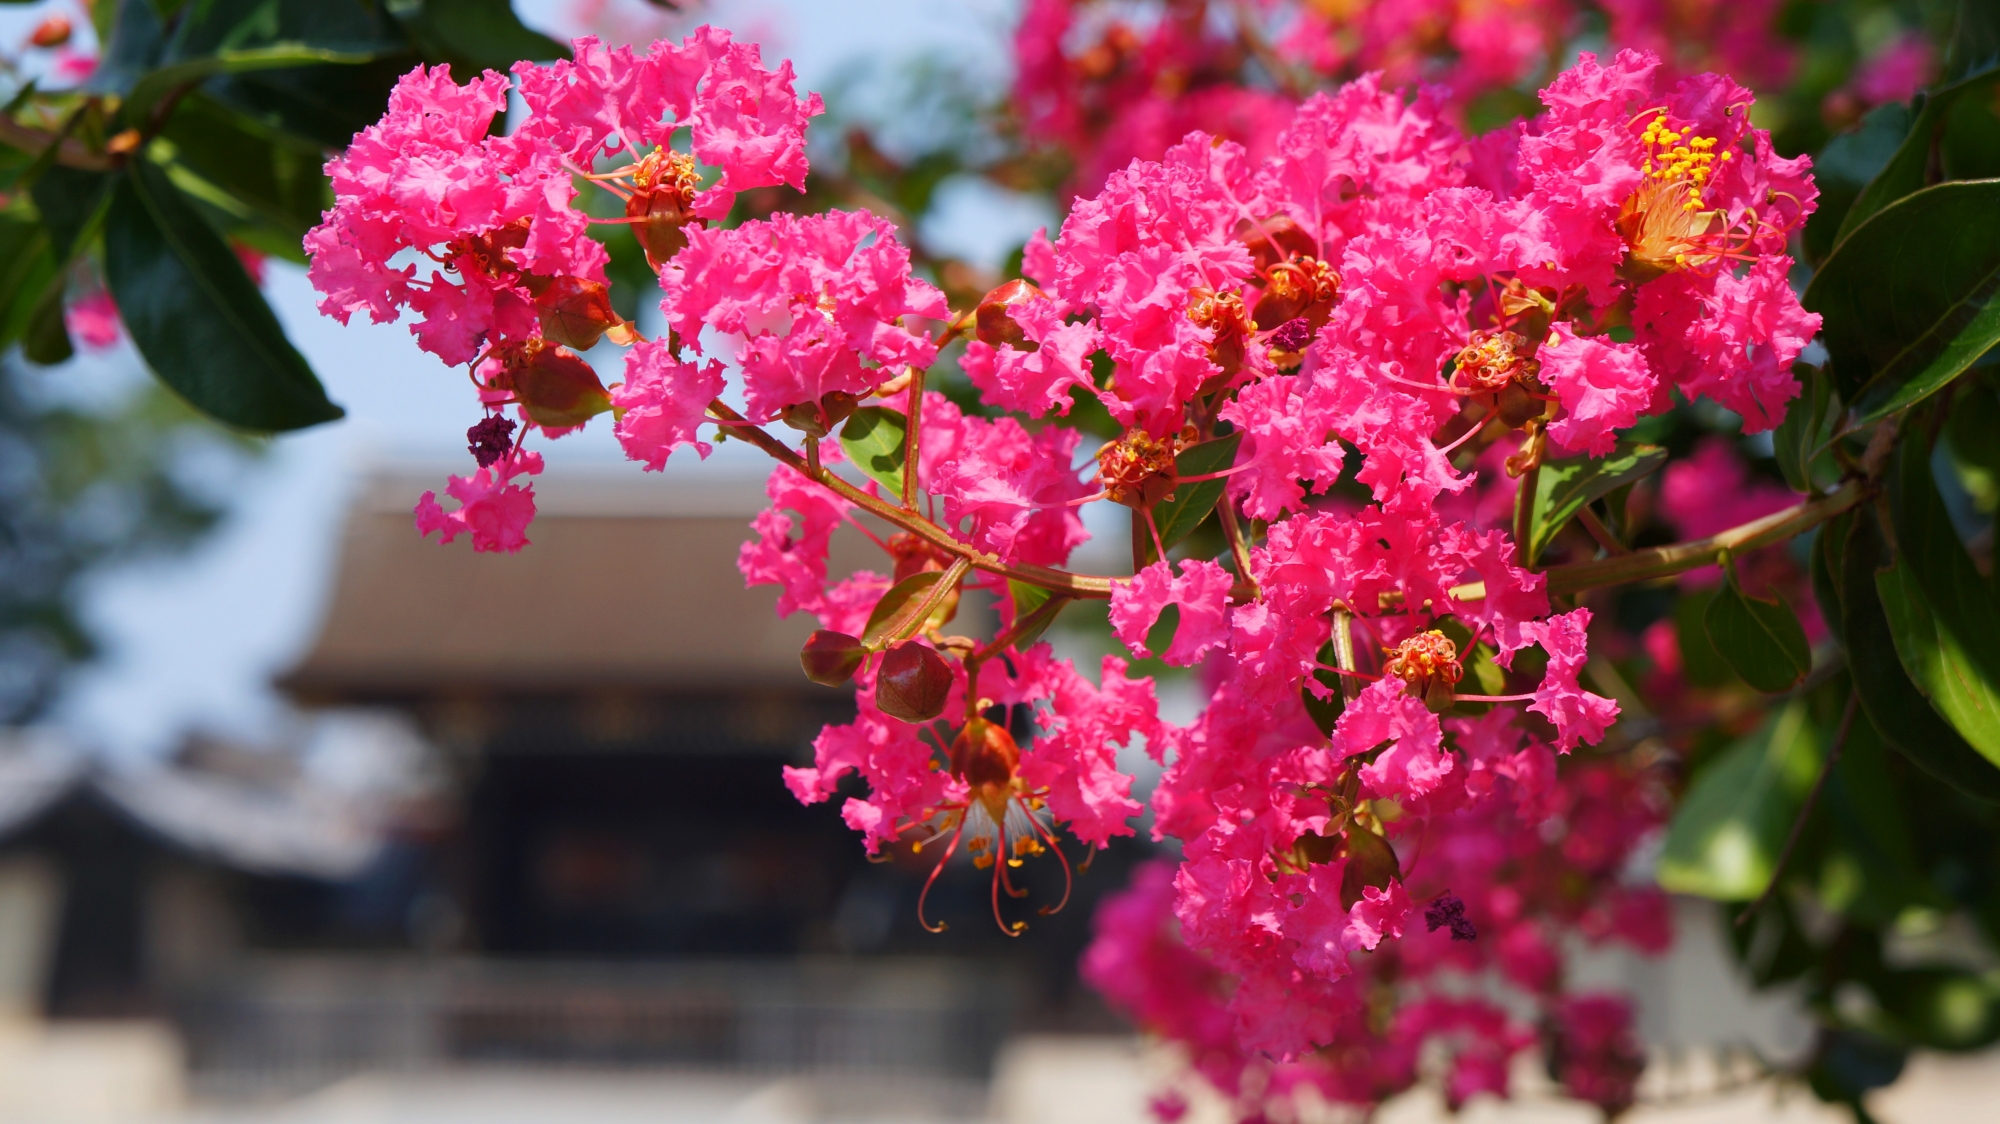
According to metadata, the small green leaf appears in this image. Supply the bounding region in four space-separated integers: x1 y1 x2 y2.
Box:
30 166 114 261
1144 603 1181 659
1658 699 1820 900
1772 364 1832 493
1704 566 1813 693
1527 438 1667 564
1002 581 1068 650
0 215 57 351
1675 587 1735 688
1302 637 1346 737
861 570 943 649
1805 179 2000 424
1837 510 2000 802
1338 826 1399 910
1805 103 1915 264
838 406 908 497
104 157 343 431
1150 430 1243 555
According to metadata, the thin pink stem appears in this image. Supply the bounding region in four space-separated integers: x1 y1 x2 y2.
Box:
917 817 966 934
1436 419 1488 456
1454 692 1538 703
1175 462 1253 484
1313 662 1382 683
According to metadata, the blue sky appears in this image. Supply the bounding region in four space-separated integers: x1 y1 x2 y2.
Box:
0 0 1052 760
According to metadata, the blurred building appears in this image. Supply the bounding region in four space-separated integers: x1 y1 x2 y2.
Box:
2 468 1140 1099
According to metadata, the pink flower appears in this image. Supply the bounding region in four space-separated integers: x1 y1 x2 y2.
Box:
612 343 724 469
64 291 122 352
1017 655 1160 848
1511 609 1620 751
1540 326 1654 457
662 210 948 420
1109 560 1234 666
413 449 543 553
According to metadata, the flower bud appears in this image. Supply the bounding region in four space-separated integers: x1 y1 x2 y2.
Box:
1252 258 1340 333
29 15 72 48
1187 288 1252 378
466 415 518 468
1235 216 1317 275
975 278 1044 350
491 340 614 429
949 715 1022 793
876 641 953 722
800 630 868 686
532 276 623 351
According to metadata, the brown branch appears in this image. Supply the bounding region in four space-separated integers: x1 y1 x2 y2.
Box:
0 114 113 171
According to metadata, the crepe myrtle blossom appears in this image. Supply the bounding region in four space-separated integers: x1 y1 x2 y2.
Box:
311 33 1815 1118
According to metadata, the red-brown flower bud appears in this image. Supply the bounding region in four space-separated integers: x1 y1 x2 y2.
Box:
1235 216 1318 275
975 278 1044 350
532 276 624 351
800 630 868 686
29 15 72 48
949 714 1023 828
489 339 613 429
876 641 953 722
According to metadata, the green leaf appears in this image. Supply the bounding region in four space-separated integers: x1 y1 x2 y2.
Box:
1658 699 1820 900
838 406 908 497
1947 0 2000 85
1834 71 2000 248
1877 439 2000 766
1144 603 1181 658
21 282 72 366
1772 364 1832 493
1002 580 1067 650
1878 969 2000 1051
1805 103 1915 264
391 0 568 71
1836 510 2000 802
1806 180 2000 424
1150 430 1243 555
0 215 57 351
125 42 386 123
861 570 943 649
1674 587 1736 688
104 157 342 431
1527 438 1667 563
158 92 332 252
1704 564 1813 693
30 166 115 261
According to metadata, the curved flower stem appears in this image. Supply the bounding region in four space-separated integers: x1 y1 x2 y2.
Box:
903 364 925 511
1451 478 1869 602
705 398 1123 599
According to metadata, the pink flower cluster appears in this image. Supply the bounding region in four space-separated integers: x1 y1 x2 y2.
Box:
308 29 1820 1117
1086 744 1669 1117
1013 0 1796 196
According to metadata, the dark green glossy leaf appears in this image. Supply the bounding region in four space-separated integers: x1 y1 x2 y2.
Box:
1772 364 1832 493
1674 587 1735 688
1805 103 1914 264
392 0 568 71
1818 712 1945 923
159 92 332 254
1705 567 1812 693
1879 439 2000 766
1149 430 1243 557
1835 70 2000 248
0 215 56 351
1838 511 2000 802
1143 603 1181 659
1527 438 1667 563
838 406 908 497
86 0 167 96
21 282 72 366
126 43 385 123
30 166 114 261
1947 0 2000 85
861 570 943 649
104 158 342 431
1659 700 1820 900
1807 180 2000 423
